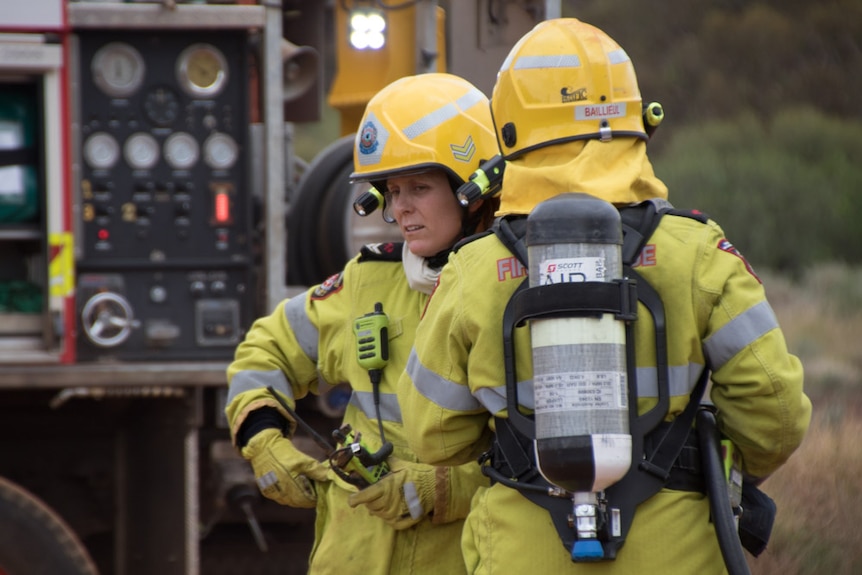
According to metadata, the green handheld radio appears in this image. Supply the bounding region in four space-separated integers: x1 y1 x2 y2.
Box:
338 302 394 487
353 302 389 372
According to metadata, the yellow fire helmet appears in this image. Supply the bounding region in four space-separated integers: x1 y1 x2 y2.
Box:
350 73 497 198
492 18 646 160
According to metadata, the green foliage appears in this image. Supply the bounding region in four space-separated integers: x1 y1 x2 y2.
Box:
562 0 862 128
651 107 862 272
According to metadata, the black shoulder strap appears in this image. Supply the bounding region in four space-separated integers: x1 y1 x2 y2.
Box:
491 216 528 264
620 201 661 265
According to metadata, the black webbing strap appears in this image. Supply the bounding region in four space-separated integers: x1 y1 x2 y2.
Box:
510 280 638 323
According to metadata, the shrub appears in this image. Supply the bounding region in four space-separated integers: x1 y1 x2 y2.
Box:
652 107 862 274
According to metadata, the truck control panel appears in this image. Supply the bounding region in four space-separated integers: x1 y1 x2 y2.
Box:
75 30 254 361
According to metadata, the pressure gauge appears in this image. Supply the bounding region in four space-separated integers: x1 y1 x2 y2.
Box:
164 132 200 170
143 87 181 127
124 132 160 170
176 43 229 99
83 132 120 170
91 42 146 98
203 132 238 170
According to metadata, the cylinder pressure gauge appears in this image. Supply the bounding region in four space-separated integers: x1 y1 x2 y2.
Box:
176 43 229 99
91 42 146 98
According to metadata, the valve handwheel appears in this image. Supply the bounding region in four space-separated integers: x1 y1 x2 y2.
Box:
81 291 140 348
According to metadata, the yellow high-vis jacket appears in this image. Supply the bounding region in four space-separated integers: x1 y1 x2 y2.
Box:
398 192 811 573
226 243 486 575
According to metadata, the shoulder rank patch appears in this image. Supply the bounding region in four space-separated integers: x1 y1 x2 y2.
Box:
666 207 710 224
311 272 344 300
358 242 403 263
718 238 761 283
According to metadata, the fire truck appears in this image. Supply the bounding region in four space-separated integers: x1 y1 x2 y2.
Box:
0 1 554 573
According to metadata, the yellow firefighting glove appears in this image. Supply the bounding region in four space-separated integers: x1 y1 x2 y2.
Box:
241 428 329 508
347 457 436 529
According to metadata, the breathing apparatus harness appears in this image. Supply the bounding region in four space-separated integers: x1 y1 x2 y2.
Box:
481 197 716 560
468 195 772 573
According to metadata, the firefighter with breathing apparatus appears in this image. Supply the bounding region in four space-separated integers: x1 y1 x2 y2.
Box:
398 18 811 574
225 73 499 574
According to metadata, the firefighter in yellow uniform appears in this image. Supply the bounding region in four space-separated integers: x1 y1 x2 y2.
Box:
225 73 498 574
398 19 812 574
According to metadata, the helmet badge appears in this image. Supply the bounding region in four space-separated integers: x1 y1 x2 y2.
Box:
358 121 380 155
356 112 389 167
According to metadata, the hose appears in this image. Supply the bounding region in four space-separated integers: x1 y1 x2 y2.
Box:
696 408 751 575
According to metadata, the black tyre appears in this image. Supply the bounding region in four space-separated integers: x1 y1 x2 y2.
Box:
0 477 99 575
287 134 400 286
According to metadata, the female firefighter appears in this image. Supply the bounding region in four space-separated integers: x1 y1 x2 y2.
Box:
225 73 499 574
397 19 812 574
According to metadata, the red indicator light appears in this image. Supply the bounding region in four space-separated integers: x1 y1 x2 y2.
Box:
98 229 110 241
215 192 230 224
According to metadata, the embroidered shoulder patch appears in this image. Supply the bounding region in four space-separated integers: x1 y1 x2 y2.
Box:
718 239 761 283
358 242 403 262
311 272 344 299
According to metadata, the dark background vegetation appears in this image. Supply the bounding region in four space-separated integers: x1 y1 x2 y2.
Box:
561 0 862 274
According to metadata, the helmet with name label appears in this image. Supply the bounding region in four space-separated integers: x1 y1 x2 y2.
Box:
491 18 646 160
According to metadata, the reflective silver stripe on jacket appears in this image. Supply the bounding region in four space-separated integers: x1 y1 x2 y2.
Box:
349 390 403 424
226 369 294 406
406 348 482 411
474 380 534 416
636 363 707 398
703 301 779 371
284 295 319 362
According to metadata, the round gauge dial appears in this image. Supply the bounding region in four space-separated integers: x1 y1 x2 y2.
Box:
91 42 146 98
203 132 239 170
176 43 229 98
143 87 181 127
83 132 120 170
124 132 160 170
164 132 200 170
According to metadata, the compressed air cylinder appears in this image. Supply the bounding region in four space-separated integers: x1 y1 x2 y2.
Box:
526 193 632 495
